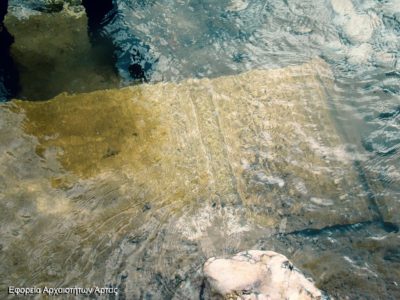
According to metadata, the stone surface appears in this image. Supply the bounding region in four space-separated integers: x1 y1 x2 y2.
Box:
0 59 386 298
203 250 323 299
8 59 375 232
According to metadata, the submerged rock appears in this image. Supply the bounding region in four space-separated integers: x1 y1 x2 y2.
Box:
331 0 379 44
8 58 374 231
347 43 373 65
4 5 119 100
203 250 323 299
0 59 390 298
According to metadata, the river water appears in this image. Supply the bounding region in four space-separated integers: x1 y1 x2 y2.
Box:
0 0 399 299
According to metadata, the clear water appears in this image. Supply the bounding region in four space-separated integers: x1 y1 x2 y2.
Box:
0 0 399 299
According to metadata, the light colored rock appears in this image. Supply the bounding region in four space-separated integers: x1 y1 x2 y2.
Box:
204 250 323 300
331 0 354 15
342 14 374 43
347 43 373 65
331 0 379 43
227 0 249 12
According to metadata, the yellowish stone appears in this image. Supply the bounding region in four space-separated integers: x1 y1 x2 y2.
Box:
0 59 376 292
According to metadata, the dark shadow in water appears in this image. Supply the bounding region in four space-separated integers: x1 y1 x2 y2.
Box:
82 0 156 83
284 220 398 238
82 0 115 43
0 1 6 23
0 0 19 102
80 0 120 85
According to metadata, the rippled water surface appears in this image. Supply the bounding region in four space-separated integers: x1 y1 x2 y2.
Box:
0 0 399 299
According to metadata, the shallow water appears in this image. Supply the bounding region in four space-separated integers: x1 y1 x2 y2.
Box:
0 0 399 299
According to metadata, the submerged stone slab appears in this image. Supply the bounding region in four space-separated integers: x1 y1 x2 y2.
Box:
203 250 323 299
9 59 374 232
0 59 378 296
